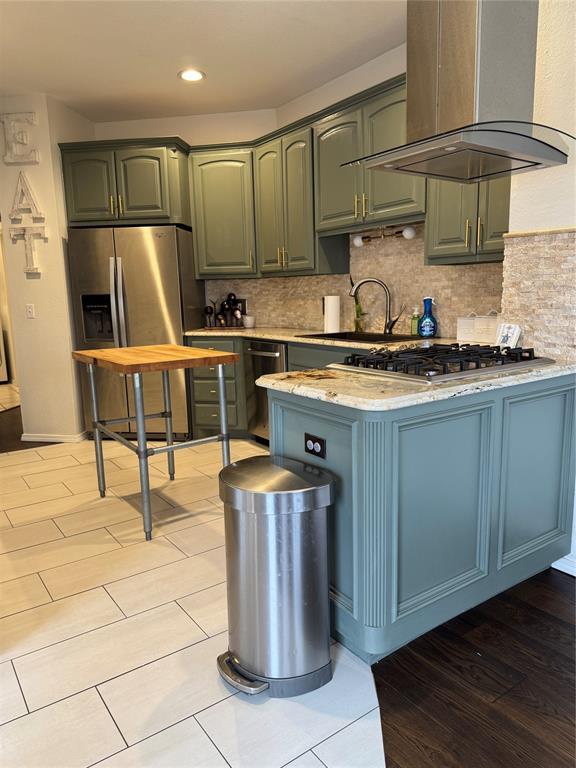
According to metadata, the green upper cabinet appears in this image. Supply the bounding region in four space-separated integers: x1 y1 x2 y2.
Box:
254 128 315 274
254 140 284 273
62 151 117 222
314 109 363 232
191 150 256 277
425 177 510 264
362 88 426 224
61 140 190 226
114 148 169 219
477 178 511 257
314 86 426 234
282 128 315 271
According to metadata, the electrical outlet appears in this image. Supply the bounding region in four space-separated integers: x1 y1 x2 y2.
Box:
25 303 36 319
304 433 326 459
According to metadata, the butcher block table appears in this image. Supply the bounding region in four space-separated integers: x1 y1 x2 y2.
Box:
73 344 240 540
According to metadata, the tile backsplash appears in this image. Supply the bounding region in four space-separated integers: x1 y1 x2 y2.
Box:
206 225 504 337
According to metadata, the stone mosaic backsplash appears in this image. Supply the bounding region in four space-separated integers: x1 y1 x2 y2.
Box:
206 226 504 338
501 229 576 363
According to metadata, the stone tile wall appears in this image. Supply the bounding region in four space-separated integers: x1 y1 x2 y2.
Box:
500 229 576 363
206 225 504 338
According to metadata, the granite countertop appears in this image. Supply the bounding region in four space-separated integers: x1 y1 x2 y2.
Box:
184 326 464 351
256 363 576 412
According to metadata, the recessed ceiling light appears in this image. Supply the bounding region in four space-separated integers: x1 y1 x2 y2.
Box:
178 69 205 82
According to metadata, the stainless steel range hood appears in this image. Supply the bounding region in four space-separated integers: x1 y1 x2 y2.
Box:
346 0 571 183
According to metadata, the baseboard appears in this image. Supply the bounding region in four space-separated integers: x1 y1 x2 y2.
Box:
21 431 88 444
552 554 576 577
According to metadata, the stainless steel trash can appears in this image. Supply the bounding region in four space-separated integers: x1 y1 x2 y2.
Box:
217 455 335 698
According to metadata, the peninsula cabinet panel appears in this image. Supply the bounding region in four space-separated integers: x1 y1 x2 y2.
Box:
254 140 284 273
267 375 576 664
392 406 490 621
314 109 363 232
498 388 575 568
362 88 426 224
62 151 117 222
115 148 170 218
191 151 256 277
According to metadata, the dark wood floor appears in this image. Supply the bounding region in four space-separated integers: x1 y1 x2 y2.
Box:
0 406 55 453
373 568 575 768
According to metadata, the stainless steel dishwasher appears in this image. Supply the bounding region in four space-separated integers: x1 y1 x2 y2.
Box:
246 340 287 439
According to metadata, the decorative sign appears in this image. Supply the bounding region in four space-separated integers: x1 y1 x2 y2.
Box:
9 172 44 222
0 112 39 164
7 173 47 274
9 227 47 274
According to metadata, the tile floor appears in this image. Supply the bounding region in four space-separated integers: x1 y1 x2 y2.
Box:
0 437 385 767
0 384 20 412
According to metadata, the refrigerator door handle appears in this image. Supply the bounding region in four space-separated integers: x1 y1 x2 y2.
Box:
109 257 120 347
117 257 128 347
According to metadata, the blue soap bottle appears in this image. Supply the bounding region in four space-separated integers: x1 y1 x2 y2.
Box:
417 297 438 338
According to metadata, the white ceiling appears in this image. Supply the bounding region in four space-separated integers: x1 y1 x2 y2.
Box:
0 1 406 122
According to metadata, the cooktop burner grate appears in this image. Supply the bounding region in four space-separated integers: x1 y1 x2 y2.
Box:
329 343 553 384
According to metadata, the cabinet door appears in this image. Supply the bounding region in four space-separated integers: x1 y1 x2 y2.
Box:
362 88 426 224
192 151 256 276
254 140 284 273
282 128 315 271
115 148 170 219
477 178 510 259
314 109 363 232
425 180 478 262
62 151 117 221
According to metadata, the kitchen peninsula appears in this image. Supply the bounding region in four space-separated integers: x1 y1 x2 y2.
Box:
257 359 576 662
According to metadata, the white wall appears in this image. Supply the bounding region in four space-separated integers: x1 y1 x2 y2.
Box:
509 0 576 232
94 109 277 145
276 44 406 127
0 94 94 441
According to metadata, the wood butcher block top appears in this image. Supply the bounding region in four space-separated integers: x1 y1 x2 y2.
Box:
73 344 240 374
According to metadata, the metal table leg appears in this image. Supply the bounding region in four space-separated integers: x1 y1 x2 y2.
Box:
133 372 153 540
162 370 175 480
217 363 230 466
87 363 106 497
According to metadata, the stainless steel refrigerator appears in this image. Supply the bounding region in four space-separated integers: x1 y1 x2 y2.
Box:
68 226 204 437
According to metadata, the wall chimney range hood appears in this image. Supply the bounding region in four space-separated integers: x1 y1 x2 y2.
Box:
345 0 572 183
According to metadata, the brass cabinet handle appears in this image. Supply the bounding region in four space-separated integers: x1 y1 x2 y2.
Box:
277 247 282 266
109 195 115 216
354 194 359 218
209 389 216 394
118 194 124 216
465 218 471 249
282 247 287 268
362 193 367 218
476 218 483 249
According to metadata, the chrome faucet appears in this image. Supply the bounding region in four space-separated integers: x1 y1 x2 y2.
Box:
349 278 405 335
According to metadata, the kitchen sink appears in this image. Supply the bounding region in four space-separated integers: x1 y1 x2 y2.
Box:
297 332 419 343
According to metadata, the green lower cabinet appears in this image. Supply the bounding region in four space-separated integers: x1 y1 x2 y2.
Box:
287 343 364 370
191 150 256 277
185 337 249 438
268 375 576 663
425 177 510 264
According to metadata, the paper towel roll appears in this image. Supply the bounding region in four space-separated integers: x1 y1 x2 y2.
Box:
323 295 341 333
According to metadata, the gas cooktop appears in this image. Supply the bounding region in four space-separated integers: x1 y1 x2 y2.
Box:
328 343 555 384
